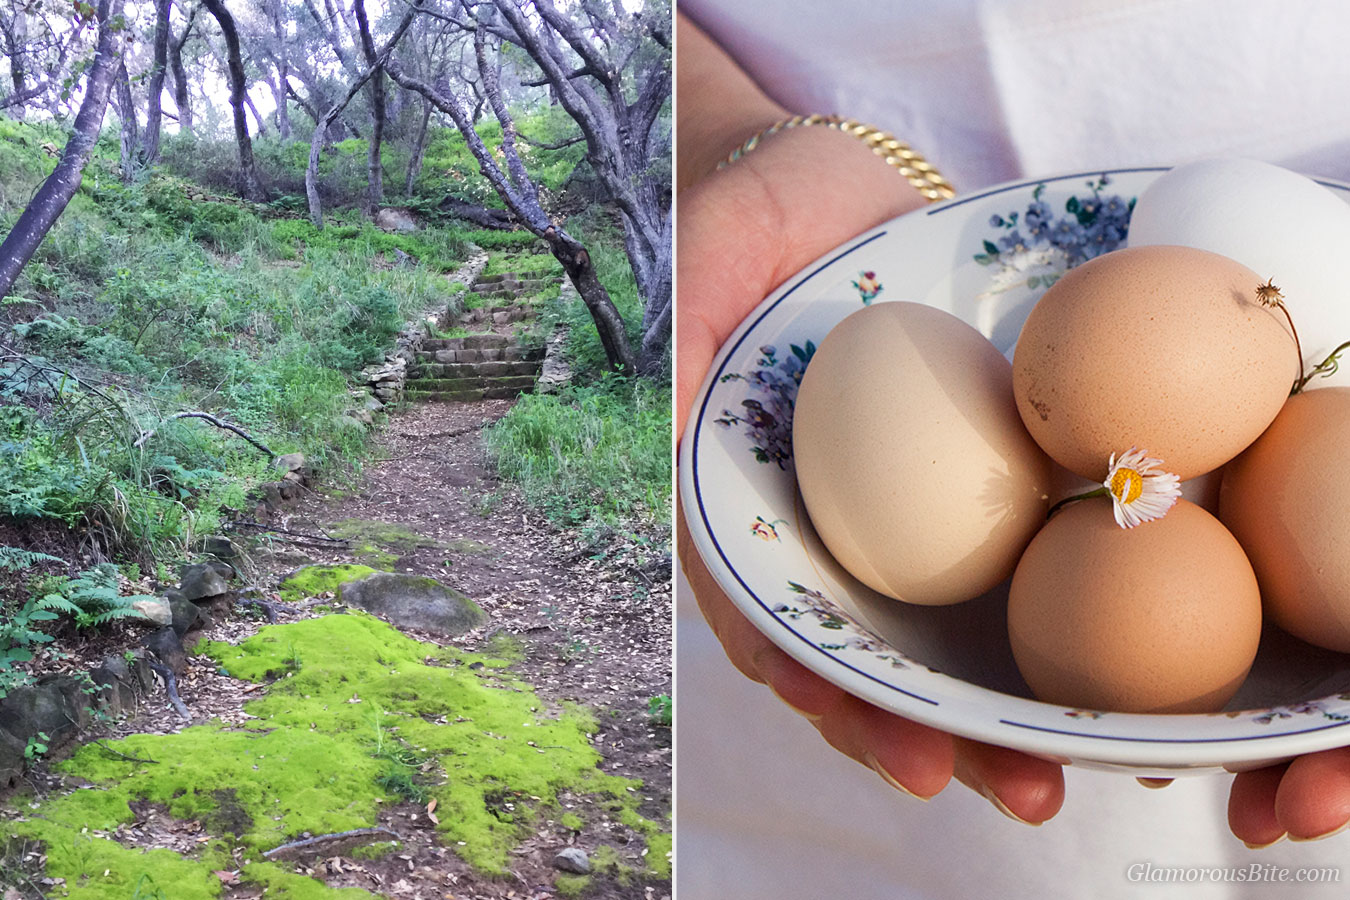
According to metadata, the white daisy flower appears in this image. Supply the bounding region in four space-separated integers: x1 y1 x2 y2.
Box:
1102 447 1181 529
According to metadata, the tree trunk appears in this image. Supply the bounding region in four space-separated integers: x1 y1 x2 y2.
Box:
115 62 140 182
244 90 268 137
404 96 432 195
0 10 27 117
140 0 171 162
438 197 514 230
353 0 384 207
0 0 125 301
268 0 291 139
169 3 197 136
305 2 420 228
201 0 263 200
545 228 636 375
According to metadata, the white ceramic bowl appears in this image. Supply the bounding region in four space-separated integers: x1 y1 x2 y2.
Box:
679 166 1350 777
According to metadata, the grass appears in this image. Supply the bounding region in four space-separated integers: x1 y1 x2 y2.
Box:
484 377 670 528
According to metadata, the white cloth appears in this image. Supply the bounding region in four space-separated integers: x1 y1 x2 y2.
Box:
677 1 1350 896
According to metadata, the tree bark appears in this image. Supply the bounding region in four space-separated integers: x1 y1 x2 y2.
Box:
305 2 420 228
267 0 292 139
0 9 27 117
244 90 268 137
404 96 432 195
438 197 514 230
114 62 140 182
353 0 384 208
140 0 171 162
201 0 263 200
0 0 126 301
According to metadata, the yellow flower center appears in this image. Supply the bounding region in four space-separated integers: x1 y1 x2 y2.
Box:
1109 467 1144 505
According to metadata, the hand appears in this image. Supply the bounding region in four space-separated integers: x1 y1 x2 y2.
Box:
675 12 1066 825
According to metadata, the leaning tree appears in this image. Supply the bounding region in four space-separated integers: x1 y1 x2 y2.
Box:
0 0 127 301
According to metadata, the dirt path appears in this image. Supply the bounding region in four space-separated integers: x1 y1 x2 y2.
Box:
0 392 671 900
270 395 673 897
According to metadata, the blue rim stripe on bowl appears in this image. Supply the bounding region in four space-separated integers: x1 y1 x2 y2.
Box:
999 717 1350 743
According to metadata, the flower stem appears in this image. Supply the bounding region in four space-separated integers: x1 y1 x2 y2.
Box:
1292 338 1350 394
1047 487 1108 520
1274 301 1305 395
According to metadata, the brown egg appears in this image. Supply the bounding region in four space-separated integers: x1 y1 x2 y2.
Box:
1012 245 1298 481
1008 498 1261 713
1220 388 1350 652
793 302 1053 605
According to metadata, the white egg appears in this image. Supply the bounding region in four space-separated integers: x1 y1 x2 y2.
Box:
1128 158 1350 387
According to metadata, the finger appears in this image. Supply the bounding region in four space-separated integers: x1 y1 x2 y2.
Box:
953 737 1066 825
808 691 954 800
1136 777 1173 789
1274 748 1350 841
1228 763 1289 848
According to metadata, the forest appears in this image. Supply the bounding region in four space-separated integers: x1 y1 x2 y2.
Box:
0 0 672 896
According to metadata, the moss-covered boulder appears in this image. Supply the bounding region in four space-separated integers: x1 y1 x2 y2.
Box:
338 571 485 635
279 563 378 602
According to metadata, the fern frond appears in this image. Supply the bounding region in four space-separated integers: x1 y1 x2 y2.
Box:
78 607 150 629
34 593 80 616
0 546 65 573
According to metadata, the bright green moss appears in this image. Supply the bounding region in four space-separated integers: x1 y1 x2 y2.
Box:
277 564 377 601
559 812 583 832
327 520 442 569
12 613 667 894
553 873 591 897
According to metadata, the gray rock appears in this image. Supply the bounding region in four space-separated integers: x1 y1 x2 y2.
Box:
143 627 188 677
0 724 26 787
130 596 173 626
0 679 82 752
124 651 156 695
339 572 486 636
205 558 234 581
203 534 239 560
364 396 385 412
180 563 229 601
373 207 419 233
88 656 138 714
168 596 202 636
274 452 306 474
261 482 286 508
552 848 591 874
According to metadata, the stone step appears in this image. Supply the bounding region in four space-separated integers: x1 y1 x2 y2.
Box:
421 334 509 352
406 375 538 394
461 306 535 326
406 383 535 402
411 360 541 380
416 345 543 364
474 272 549 286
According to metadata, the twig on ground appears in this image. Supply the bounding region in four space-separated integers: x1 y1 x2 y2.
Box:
134 411 274 457
228 521 350 543
145 659 191 721
263 826 403 860
91 740 159 764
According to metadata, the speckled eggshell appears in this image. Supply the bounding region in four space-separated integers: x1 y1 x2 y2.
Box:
792 301 1053 606
1220 388 1350 652
1008 498 1262 714
1012 245 1298 482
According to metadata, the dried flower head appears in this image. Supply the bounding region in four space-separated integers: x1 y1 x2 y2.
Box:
1255 278 1285 308
1103 447 1181 529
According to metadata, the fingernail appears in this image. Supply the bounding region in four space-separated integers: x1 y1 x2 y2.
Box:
766 683 823 722
1289 819 1350 843
863 751 929 801
1136 777 1173 790
1243 834 1287 850
981 784 1040 826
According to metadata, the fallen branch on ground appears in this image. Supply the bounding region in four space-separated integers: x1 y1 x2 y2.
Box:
92 740 159 764
263 826 403 860
228 521 349 543
134 411 274 457
146 659 191 721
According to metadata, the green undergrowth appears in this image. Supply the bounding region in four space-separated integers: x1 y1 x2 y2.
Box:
485 376 671 528
277 564 377 601
6 614 665 896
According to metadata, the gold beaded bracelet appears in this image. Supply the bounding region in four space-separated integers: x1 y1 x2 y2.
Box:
718 113 956 203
